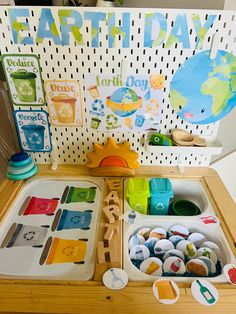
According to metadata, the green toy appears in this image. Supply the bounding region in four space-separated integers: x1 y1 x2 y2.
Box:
149 133 173 146
126 178 150 215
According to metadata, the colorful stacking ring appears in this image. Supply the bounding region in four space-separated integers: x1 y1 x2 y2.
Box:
7 152 37 181
6 165 38 181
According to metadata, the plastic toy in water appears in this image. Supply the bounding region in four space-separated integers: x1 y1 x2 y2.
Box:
6 152 37 180
40 237 88 265
19 196 59 215
150 178 173 215
149 133 173 146
0 223 48 249
61 186 97 204
126 178 150 215
51 209 93 231
86 138 140 177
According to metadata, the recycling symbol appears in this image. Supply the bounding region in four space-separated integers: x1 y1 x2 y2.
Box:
156 203 165 210
62 245 74 256
70 216 81 224
23 231 36 241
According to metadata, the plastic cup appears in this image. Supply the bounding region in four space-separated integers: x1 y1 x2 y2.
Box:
10 69 37 102
51 94 76 124
22 124 45 150
91 117 101 129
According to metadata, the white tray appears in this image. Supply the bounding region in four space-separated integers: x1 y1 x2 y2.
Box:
0 176 104 280
123 220 236 283
124 178 215 217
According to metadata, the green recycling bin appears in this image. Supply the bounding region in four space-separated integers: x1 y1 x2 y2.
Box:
126 178 150 215
10 69 37 102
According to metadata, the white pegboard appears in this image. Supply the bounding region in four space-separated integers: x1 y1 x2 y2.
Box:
0 7 236 166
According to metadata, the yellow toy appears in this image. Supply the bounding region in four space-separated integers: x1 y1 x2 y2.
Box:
86 138 140 176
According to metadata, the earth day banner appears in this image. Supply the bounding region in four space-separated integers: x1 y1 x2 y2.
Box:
85 74 165 132
4 7 236 125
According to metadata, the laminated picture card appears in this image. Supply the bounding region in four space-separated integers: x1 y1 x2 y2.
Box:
2 54 45 106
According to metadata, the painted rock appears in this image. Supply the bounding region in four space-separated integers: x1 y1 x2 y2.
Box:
169 235 185 247
137 227 151 240
149 227 167 240
163 249 185 261
186 259 209 276
163 256 186 275
130 245 150 261
200 241 221 258
176 240 197 259
154 239 174 255
169 225 189 239
144 237 159 254
128 234 145 250
197 256 216 274
196 247 218 264
187 233 206 248
140 257 163 276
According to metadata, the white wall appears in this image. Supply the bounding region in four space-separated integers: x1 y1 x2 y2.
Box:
122 0 225 9
224 0 236 9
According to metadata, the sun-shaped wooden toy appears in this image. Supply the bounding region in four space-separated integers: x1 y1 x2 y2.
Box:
86 138 140 176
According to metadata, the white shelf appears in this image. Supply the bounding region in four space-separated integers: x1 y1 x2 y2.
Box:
144 133 223 167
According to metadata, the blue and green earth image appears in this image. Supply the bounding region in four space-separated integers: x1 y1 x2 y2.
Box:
170 50 236 124
109 87 139 117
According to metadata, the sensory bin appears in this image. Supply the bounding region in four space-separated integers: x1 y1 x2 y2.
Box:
124 221 235 282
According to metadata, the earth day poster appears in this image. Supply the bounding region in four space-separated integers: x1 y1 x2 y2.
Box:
85 74 165 132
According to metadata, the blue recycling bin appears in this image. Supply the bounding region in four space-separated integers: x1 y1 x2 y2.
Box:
150 178 173 215
22 124 45 150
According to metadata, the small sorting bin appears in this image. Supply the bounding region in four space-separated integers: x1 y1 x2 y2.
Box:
126 178 150 215
150 178 173 215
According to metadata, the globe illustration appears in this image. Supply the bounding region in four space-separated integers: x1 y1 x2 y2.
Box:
170 50 236 124
106 87 142 117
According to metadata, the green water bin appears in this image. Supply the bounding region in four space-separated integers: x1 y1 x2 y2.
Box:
126 178 150 215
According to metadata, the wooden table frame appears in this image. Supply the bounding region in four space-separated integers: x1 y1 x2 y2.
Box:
0 165 236 314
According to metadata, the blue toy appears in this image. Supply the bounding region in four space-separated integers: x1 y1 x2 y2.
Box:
6 152 37 180
149 178 173 215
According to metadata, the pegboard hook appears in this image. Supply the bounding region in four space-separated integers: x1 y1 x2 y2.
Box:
210 31 220 59
51 140 58 171
177 153 184 173
121 57 128 85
